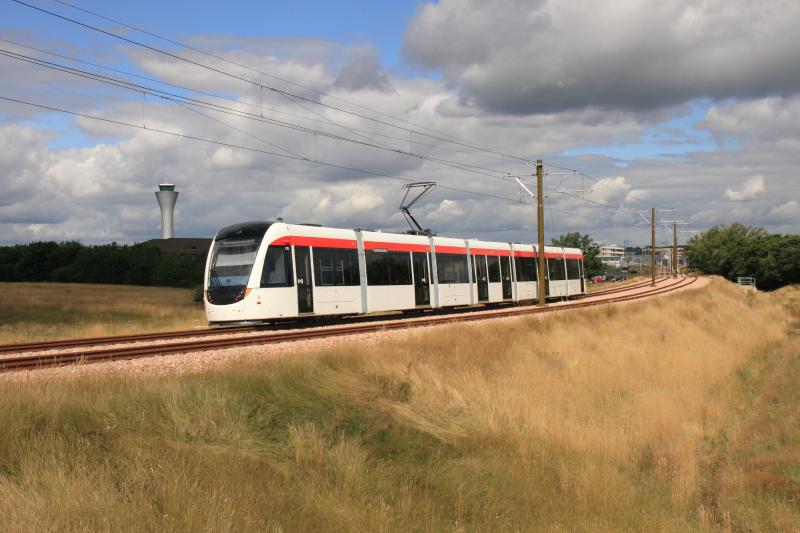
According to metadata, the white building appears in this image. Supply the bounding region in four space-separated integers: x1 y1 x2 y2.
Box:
598 243 624 267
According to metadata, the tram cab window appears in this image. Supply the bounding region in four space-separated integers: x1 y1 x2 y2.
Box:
366 250 412 285
313 247 360 286
487 256 501 282
566 259 581 279
547 258 567 280
436 253 469 284
261 246 294 287
209 237 260 287
514 257 537 282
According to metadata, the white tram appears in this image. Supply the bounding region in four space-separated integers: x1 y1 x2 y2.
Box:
204 221 586 324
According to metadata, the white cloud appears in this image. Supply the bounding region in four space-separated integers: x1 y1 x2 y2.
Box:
724 175 765 202
209 147 255 170
769 200 800 222
404 0 800 114
427 199 465 221
278 183 386 226
587 176 630 206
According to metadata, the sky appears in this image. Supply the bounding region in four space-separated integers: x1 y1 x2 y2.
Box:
1 0 799 248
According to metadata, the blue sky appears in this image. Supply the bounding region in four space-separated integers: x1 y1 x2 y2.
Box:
561 101 720 162
4 0 420 66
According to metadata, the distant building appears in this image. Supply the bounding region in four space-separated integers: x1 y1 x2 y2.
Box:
643 245 686 259
598 243 625 267
155 183 179 239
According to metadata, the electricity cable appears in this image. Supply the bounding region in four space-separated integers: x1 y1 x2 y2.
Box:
0 36 523 167
0 94 521 203
11 0 535 164
0 47 521 182
45 0 535 163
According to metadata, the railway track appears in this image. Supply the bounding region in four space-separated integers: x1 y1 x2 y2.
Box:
0 323 259 355
0 276 697 373
585 275 670 297
0 276 668 356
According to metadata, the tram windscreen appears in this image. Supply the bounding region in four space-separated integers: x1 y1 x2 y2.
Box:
208 238 260 288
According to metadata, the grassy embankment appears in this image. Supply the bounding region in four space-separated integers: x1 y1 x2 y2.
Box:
0 278 798 530
0 282 205 344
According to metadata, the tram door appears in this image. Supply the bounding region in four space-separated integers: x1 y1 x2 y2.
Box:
412 252 430 306
500 256 513 300
474 255 489 302
544 258 551 298
294 246 314 313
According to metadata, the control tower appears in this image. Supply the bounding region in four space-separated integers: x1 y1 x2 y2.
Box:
155 183 178 239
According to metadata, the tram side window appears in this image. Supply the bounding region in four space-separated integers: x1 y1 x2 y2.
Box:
261 246 294 287
547 258 567 281
487 256 501 282
436 253 469 284
566 259 581 279
514 257 538 282
313 247 360 286
366 250 412 285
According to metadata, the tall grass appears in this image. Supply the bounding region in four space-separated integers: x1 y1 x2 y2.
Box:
0 278 796 531
0 282 205 343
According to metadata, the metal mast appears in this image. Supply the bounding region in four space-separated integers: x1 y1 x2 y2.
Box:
513 161 547 307
650 207 656 287
536 160 546 306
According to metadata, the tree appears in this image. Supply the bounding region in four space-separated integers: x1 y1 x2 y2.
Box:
686 224 799 290
551 232 605 277
0 241 206 288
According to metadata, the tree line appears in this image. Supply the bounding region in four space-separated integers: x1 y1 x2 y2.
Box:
0 241 205 289
685 224 800 290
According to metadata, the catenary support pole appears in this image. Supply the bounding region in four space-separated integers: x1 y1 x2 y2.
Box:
651 207 656 287
672 220 678 278
537 160 547 306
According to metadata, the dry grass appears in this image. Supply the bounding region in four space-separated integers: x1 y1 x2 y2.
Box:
703 284 800 531
0 282 205 343
0 277 797 531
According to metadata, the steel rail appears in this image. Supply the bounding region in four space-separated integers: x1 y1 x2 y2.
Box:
0 324 259 354
584 275 668 297
0 276 697 373
0 276 668 355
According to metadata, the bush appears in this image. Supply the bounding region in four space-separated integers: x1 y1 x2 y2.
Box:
0 241 206 288
686 224 800 290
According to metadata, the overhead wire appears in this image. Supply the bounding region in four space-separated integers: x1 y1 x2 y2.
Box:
0 47 523 182
0 93 649 233
7 0 683 237
0 36 525 168
174 101 307 160
12 0 536 164
46 0 538 163
544 161 674 211
0 94 521 204
1 100 651 241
